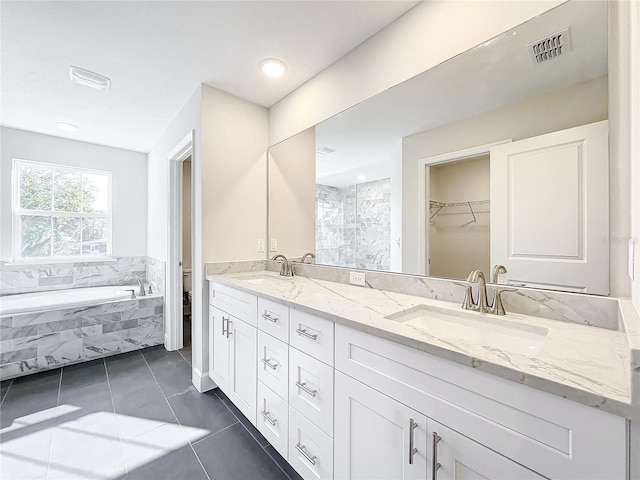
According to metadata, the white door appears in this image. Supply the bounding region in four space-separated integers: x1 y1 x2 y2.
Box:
427 420 545 480
208 306 229 392
334 371 427 480
490 120 609 294
228 317 257 425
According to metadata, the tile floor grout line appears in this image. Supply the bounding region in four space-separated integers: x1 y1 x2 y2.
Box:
0 379 12 407
190 420 240 446
45 368 64 480
103 357 129 478
140 350 212 480
262 444 298 480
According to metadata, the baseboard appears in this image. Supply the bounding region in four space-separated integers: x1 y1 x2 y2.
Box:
192 366 216 393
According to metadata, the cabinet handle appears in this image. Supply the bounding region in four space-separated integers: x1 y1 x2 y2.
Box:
295 381 317 397
262 313 278 323
261 358 278 370
260 410 277 426
296 327 318 341
226 319 233 338
409 419 418 465
432 432 441 480
295 443 317 466
222 316 229 336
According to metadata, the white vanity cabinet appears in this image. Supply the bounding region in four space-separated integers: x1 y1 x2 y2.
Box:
208 282 258 424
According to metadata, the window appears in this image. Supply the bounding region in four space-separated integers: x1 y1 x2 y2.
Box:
13 159 112 260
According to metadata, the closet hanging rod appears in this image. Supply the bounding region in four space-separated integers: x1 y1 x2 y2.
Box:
429 199 490 208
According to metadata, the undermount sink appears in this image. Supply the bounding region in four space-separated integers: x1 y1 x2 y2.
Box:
232 272 294 285
385 304 549 355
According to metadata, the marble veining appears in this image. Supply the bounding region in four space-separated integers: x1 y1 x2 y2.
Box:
208 269 638 419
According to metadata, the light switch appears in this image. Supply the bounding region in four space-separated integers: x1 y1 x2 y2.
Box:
257 239 265 253
270 239 277 252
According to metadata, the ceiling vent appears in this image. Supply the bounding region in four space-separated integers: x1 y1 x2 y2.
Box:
69 66 111 92
527 28 571 64
316 146 336 155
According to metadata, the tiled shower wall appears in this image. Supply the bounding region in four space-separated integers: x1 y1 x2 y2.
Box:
316 179 390 270
0 256 165 296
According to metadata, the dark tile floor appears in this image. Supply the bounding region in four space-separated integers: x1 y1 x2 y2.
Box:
0 343 302 480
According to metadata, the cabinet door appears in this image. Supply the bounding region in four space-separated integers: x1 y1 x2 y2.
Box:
427 420 544 480
209 306 229 392
335 371 427 480
228 317 257 425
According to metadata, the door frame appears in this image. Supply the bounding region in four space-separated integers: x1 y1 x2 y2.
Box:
417 140 511 276
166 131 193 351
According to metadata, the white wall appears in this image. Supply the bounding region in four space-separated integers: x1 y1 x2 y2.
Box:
0 127 147 261
201 84 269 263
402 76 608 276
268 127 316 259
268 0 562 146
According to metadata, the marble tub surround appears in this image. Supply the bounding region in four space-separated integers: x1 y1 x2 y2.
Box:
0 294 164 380
146 256 166 294
208 270 638 419
0 256 148 295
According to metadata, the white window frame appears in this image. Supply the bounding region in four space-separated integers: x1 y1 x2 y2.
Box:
12 158 113 262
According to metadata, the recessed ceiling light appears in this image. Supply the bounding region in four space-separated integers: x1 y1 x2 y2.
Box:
358 175 366 182
57 122 79 132
69 66 111 92
260 58 287 78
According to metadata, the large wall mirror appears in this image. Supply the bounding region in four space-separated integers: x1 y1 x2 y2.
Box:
268 0 610 295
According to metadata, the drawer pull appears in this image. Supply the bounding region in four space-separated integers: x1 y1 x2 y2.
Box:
262 313 278 323
432 432 441 480
226 319 233 338
261 358 278 370
260 410 278 426
296 327 318 341
409 419 418 465
295 381 317 397
222 316 229 336
295 443 317 466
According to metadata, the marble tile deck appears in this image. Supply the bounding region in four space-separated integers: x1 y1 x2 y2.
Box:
0 346 301 480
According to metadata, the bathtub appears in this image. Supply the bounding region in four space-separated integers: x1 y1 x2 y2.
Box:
0 286 133 316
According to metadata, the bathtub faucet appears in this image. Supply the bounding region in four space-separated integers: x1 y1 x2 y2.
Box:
124 275 146 297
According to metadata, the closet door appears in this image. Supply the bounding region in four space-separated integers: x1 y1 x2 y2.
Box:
490 120 609 294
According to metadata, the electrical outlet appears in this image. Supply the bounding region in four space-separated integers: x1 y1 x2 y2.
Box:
349 271 366 286
270 239 278 252
257 239 265 253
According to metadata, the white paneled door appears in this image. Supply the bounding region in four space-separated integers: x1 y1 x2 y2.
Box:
490 120 609 294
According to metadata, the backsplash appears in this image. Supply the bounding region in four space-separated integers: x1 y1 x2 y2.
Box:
0 256 156 296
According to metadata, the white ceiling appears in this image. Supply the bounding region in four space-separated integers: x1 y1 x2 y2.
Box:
314 0 608 187
0 1 418 153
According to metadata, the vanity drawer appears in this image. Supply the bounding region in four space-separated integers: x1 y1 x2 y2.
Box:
257 381 289 461
258 330 288 401
289 347 333 436
209 281 257 326
289 309 334 366
258 297 290 343
289 406 333 480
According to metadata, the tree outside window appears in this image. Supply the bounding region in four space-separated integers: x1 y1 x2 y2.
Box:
14 160 112 260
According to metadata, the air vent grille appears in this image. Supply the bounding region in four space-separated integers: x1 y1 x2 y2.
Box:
316 146 336 155
527 28 571 64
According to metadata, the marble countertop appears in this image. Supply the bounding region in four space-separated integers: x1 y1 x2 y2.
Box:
207 271 638 420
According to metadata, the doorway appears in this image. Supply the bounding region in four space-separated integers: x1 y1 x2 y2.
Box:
181 158 193 361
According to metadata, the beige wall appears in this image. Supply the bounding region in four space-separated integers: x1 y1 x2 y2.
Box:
268 127 316 259
402 76 609 275
201 84 268 263
268 0 562 146
182 159 192 269
429 156 490 280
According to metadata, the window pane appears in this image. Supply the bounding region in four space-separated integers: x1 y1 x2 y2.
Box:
54 171 82 212
19 165 52 210
53 216 81 256
20 215 52 257
82 173 109 213
82 218 108 255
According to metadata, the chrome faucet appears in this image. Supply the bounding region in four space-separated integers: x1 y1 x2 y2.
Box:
124 275 146 297
467 270 490 313
456 268 518 315
271 254 293 277
492 264 507 284
301 252 316 264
